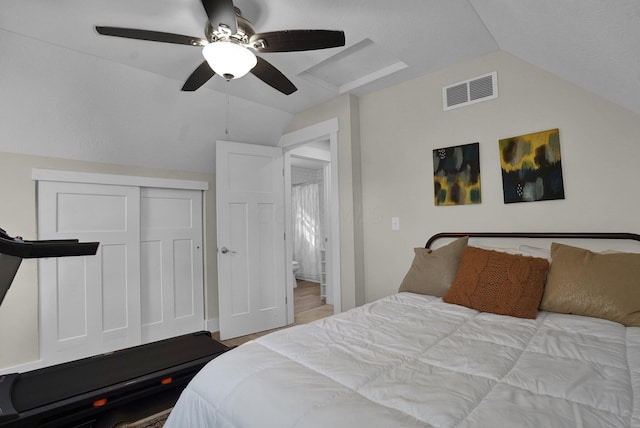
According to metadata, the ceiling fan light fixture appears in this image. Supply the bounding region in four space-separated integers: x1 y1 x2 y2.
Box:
202 41 257 80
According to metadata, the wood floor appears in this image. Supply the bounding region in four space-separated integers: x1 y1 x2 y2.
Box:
212 280 333 348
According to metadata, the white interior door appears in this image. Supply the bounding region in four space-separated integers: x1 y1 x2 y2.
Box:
216 141 287 340
38 181 141 365
140 188 204 343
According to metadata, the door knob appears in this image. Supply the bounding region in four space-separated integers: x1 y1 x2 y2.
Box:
220 246 236 254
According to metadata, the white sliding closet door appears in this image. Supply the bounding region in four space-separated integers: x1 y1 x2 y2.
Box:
38 181 141 365
140 188 204 342
37 176 206 367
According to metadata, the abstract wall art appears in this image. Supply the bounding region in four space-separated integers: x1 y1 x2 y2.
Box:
499 128 565 204
433 142 481 206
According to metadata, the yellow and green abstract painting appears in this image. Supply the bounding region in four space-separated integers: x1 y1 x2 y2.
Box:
499 128 565 203
433 142 481 206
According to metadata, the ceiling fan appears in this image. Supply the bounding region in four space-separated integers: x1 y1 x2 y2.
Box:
95 0 345 95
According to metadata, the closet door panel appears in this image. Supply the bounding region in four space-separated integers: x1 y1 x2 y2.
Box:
140 188 204 343
38 181 141 366
141 240 163 326
101 244 129 332
55 256 88 340
173 238 196 318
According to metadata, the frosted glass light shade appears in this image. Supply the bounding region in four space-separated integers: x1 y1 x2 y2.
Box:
202 41 257 80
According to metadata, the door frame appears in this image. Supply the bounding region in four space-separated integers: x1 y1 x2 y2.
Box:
279 118 341 323
32 169 209 192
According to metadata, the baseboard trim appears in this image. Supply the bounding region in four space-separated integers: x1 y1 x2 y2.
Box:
0 358 45 375
206 317 219 333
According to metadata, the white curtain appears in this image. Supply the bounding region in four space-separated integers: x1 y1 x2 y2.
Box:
292 183 321 281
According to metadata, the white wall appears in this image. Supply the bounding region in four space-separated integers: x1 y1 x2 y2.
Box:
358 51 640 302
0 27 292 370
0 29 291 174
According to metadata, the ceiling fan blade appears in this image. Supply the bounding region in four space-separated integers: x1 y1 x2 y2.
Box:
251 56 297 95
96 26 205 46
201 0 237 34
250 30 345 53
182 61 216 91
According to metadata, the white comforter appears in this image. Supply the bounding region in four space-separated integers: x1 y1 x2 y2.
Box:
166 293 640 427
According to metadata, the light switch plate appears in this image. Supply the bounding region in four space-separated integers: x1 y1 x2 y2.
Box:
391 217 400 231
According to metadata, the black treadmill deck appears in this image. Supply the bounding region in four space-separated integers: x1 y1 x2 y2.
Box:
0 331 228 427
0 228 227 426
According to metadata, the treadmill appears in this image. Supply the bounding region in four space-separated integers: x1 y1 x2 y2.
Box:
0 228 228 427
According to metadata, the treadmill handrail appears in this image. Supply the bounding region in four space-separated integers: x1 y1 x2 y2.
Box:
0 229 98 258
0 227 99 308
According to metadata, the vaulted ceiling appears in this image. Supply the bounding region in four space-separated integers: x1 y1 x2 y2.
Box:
1 1 639 158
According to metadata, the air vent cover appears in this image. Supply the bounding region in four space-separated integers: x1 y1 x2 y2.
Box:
443 72 498 111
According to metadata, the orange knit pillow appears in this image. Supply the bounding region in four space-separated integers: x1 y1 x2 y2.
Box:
443 246 549 319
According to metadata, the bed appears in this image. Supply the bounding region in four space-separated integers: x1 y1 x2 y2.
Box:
165 232 640 428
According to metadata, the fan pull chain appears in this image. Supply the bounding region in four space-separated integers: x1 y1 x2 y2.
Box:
225 93 230 140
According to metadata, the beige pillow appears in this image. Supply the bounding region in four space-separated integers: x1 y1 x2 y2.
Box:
540 242 640 326
398 236 468 297
443 246 549 319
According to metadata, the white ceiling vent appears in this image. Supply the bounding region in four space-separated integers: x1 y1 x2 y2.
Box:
300 38 407 94
443 72 498 111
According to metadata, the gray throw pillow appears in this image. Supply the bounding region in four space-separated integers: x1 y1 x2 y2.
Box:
398 236 469 297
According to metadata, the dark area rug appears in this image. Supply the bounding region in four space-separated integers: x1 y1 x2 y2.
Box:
113 407 171 428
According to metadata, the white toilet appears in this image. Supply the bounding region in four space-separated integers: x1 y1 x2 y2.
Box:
292 261 300 287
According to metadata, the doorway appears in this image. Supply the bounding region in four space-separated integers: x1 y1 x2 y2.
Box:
280 117 341 325
216 123 341 339
289 153 333 320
